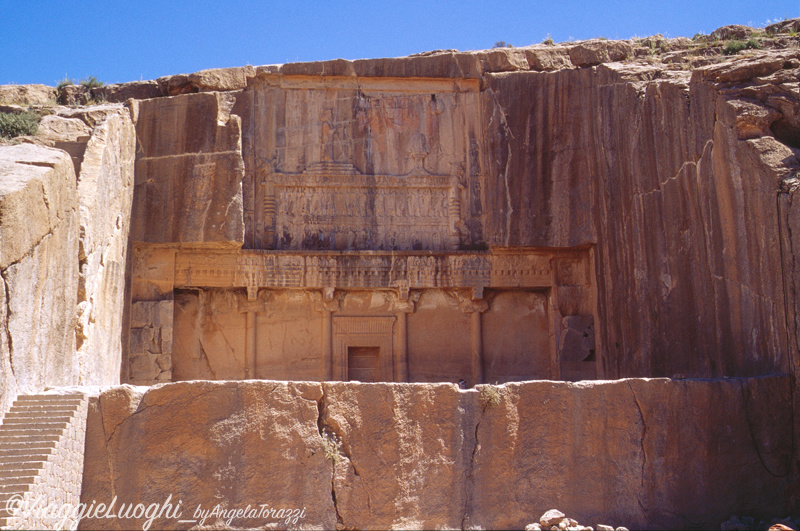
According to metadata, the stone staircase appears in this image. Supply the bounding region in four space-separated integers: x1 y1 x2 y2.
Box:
0 393 88 530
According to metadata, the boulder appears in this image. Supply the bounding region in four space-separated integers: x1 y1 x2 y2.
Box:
0 84 56 106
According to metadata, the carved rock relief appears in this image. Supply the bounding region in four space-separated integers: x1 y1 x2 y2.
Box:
245 80 481 251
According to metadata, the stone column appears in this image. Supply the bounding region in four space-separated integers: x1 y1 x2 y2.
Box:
460 287 489 386
316 287 341 381
238 286 268 379
391 287 419 382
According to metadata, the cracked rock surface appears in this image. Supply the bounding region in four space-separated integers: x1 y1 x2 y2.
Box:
79 377 792 530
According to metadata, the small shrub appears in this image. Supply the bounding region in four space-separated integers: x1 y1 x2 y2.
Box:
56 77 74 89
479 385 502 409
493 40 513 49
692 32 706 41
90 92 108 105
79 76 104 89
320 430 342 463
723 39 763 55
542 35 554 46
0 111 39 139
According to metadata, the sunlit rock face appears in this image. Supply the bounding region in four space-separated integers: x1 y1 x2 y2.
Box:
2 22 800 530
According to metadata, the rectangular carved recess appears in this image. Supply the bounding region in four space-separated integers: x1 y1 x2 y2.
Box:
265 163 461 251
244 76 483 251
348 347 381 383
334 316 395 382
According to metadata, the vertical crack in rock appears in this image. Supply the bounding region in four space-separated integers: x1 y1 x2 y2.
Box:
0 270 15 381
198 342 217 380
778 178 800 371
96 397 118 510
316 388 344 529
626 381 650 525
461 403 482 530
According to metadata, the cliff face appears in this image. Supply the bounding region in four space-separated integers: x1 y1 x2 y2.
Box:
120 35 800 384
1 20 800 530
0 106 135 417
484 56 798 379
79 378 794 530
0 145 78 415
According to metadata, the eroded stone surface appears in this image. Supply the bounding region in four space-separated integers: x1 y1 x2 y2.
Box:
73 107 135 386
79 377 793 530
130 92 245 246
0 144 78 415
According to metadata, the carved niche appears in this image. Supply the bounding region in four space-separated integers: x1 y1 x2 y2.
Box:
246 77 482 251
263 163 463 251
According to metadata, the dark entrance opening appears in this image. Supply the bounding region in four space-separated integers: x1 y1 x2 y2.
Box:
348 346 380 382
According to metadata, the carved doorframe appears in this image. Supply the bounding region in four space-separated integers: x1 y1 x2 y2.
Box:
332 316 396 381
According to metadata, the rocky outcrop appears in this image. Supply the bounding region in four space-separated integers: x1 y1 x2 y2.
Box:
0 19 798 530
79 377 793 530
71 107 135 387
0 145 78 416
0 85 56 106
0 105 135 418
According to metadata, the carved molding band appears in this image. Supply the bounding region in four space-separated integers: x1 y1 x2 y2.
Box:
172 248 591 291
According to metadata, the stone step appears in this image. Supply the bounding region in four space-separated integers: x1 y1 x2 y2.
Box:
0 481 35 493
0 461 44 472
6 404 80 418
0 467 41 479
0 455 49 465
0 490 23 505
14 394 85 402
0 422 69 435
9 402 82 412
0 430 63 441
2 415 74 424
0 434 61 445
0 444 56 455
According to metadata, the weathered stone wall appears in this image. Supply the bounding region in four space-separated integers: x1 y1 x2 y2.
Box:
171 287 556 384
126 50 798 385
0 105 134 418
72 107 135 387
483 61 794 379
129 92 245 246
0 145 79 417
79 377 793 530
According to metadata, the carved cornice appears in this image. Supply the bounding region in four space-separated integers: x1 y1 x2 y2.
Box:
171 248 590 291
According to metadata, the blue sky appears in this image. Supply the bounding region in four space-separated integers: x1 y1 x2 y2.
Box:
1 0 797 86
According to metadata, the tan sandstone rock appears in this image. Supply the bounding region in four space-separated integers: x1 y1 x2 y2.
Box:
72 106 135 386
78 377 793 530
0 84 57 106
0 144 78 414
130 92 245 245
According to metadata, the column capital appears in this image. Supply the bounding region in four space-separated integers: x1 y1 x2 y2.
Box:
391 290 420 314
458 290 489 314
238 290 270 313
312 289 342 313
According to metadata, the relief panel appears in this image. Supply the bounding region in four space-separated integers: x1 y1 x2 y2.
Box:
244 77 483 250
